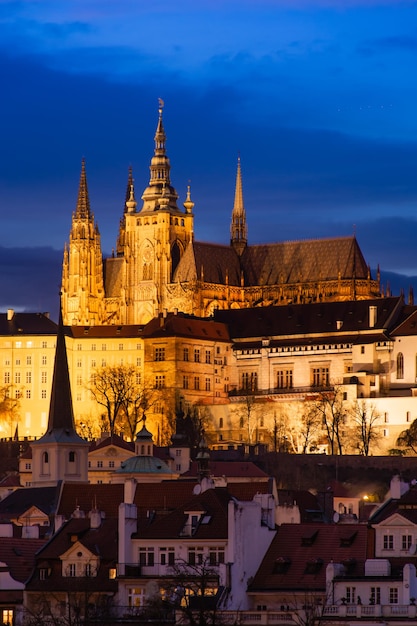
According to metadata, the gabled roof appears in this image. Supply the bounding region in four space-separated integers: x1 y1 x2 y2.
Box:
0 312 57 336
88 434 134 454
390 306 417 337
214 297 402 341
277 489 325 523
241 236 369 286
369 486 417 525
56 483 124 519
0 537 46 583
249 523 372 593
174 236 373 288
0 486 60 521
135 487 231 541
141 312 230 341
26 517 118 593
174 242 242 285
183 461 268 480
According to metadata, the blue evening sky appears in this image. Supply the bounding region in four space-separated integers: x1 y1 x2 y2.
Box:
0 0 416 318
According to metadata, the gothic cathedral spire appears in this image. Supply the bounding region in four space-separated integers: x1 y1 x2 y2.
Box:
61 159 105 325
141 98 179 212
230 156 247 256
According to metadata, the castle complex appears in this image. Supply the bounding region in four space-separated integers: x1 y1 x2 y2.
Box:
61 101 380 326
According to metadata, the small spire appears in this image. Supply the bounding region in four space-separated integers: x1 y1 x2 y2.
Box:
125 167 137 213
230 156 247 256
183 183 194 214
124 166 135 212
75 158 91 219
409 285 414 306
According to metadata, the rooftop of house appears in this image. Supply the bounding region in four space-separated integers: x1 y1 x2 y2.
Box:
249 523 372 593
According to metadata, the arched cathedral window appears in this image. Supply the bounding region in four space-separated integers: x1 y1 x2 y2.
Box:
397 352 404 379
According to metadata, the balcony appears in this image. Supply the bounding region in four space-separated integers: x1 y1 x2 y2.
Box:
322 603 417 619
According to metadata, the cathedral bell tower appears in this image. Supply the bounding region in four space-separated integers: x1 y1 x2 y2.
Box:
61 159 104 325
230 156 247 256
116 99 195 324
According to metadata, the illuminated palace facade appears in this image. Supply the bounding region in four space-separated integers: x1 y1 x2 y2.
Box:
61 102 380 327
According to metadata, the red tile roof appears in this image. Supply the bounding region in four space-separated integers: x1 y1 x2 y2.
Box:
56 483 125 519
249 523 372 593
0 537 46 582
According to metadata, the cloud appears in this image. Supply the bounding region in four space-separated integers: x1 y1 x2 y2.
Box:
0 247 62 320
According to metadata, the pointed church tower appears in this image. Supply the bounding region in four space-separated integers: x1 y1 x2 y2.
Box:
61 159 105 325
115 99 194 324
230 157 247 256
31 304 89 486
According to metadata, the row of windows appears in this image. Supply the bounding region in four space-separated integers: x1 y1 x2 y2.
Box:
138 546 225 567
3 371 43 384
239 368 330 391
76 343 142 351
5 341 48 349
383 534 413 551
219 416 265 429
345 585 398 605
2 388 48 400
183 376 212 391
3 355 48 366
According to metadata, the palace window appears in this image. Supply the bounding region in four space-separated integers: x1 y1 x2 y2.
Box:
311 367 329 387
194 349 200 363
159 547 175 566
276 369 293 389
397 352 404 379
155 375 165 389
383 535 394 550
242 372 258 391
194 377 200 390
389 588 398 604
205 350 211 364
183 347 189 361
154 347 165 361
183 375 189 389
402 534 412 550
205 378 211 391
139 547 154 566
42 355 47 365
26 372 32 384
370 587 380 605
209 547 225 565
4 372 9 384
345 586 356 604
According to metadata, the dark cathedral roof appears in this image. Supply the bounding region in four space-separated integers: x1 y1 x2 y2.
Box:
174 236 370 286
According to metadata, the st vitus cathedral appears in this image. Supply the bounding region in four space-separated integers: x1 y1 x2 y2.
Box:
61 101 381 326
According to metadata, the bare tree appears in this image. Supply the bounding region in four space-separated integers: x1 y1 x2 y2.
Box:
85 365 137 435
298 404 324 454
119 377 159 441
396 418 417 455
352 401 381 456
312 387 348 455
0 384 21 438
163 558 227 626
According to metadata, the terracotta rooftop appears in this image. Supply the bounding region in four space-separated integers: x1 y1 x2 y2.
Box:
135 487 231 541
0 537 46 583
0 312 57 336
249 523 372 593
214 297 402 341
183 461 269 480
0 486 60 521
56 483 125 519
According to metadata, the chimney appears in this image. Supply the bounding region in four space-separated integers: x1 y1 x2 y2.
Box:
89 508 102 529
369 305 377 328
7 309 14 321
